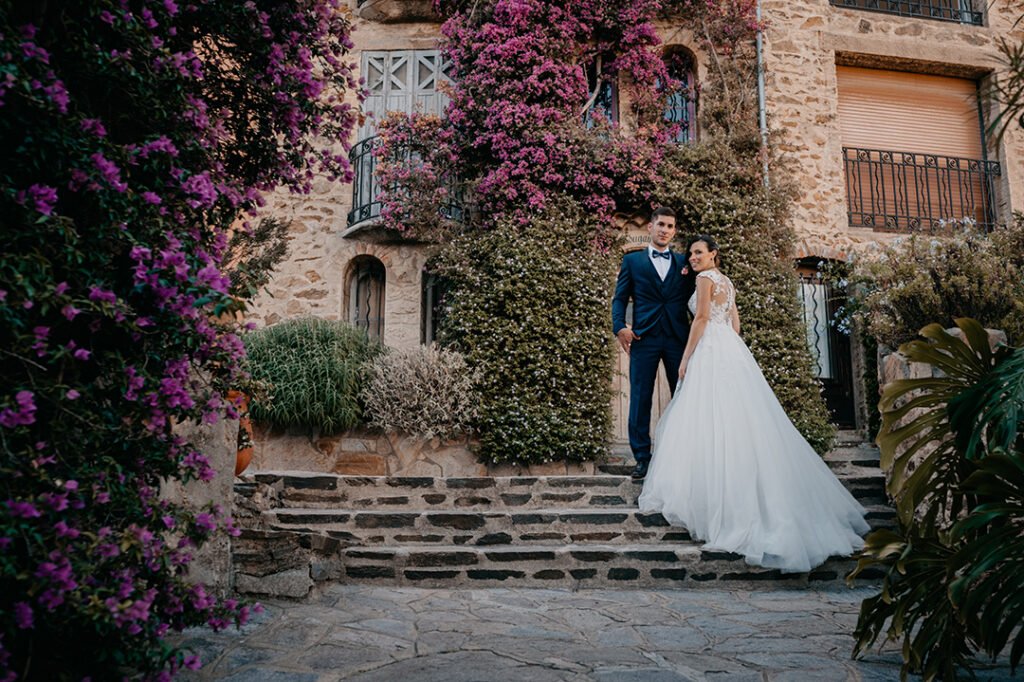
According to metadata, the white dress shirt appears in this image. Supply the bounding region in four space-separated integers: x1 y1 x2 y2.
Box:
648 245 672 281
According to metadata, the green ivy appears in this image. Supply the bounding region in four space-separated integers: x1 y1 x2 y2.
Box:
654 141 836 453
436 197 617 465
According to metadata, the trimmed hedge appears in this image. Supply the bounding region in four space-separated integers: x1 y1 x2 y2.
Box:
655 141 836 453
435 197 617 465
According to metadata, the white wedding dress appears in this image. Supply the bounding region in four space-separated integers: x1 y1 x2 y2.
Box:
637 269 869 572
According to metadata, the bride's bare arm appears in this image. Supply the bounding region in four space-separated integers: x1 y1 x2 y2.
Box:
679 276 713 380
731 302 740 334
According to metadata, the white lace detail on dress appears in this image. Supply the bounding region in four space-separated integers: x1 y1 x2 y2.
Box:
688 270 734 324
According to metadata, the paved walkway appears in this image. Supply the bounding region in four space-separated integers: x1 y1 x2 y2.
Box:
175 585 1017 681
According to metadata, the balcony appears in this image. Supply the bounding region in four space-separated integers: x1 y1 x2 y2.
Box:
843 146 1001 232
830 0 983 26
346 135 465 232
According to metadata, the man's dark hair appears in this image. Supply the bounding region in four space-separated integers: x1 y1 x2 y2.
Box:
651 206 676 221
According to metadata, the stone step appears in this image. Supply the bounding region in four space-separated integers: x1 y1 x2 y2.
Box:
232 536 886 594
824 445 881 468
262 503 896 548
244 469 887 511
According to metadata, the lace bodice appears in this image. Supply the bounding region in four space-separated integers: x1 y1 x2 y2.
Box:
688 269 735 324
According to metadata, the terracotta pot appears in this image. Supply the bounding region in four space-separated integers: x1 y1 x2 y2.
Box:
234 442 253 477
228 390 254 476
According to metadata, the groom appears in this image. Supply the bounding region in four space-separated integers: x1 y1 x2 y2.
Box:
612 207 695 480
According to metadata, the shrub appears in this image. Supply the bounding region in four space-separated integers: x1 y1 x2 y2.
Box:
848 215 1024 349
435 197 617 465
654 141 836 453
852 319 1024 679
361 345 482 440
0 2 357 679
244 319 380 435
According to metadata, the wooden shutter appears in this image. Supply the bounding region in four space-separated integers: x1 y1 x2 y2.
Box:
837 66 981 158
360 50 450 138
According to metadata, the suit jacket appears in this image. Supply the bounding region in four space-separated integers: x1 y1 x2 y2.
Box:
612 249 696 341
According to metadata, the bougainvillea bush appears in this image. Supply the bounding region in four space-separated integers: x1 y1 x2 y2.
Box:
0 1 357 678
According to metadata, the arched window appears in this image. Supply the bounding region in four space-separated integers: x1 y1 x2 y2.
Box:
421 268 449 345
583 53 619 128
663 48 697 144
347 256 386 340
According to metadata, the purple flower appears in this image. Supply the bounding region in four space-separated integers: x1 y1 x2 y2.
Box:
88 286 117 304
141 191 162 205
80 118 106 137
1 390 37 428
65 389 80 400
181 172 218 208
54 521 80 539
62 304 80 320
6 500 41 518
90 153 127 192
20 41 50 64
54 281 69 295
14 602 33 629
96 543 119 558
194 513 216 532
19 184 58 215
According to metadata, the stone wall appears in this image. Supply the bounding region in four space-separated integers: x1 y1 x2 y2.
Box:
249 426 621 477
763 0 1024 261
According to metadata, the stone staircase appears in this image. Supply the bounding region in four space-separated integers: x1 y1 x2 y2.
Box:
231 433 892 597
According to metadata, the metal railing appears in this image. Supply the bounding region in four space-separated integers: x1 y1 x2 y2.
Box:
843 146 1001 232
347 135 465 229
830 0 983 25
348 136 384 227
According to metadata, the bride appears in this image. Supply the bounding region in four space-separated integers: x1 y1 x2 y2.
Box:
637 235 869 573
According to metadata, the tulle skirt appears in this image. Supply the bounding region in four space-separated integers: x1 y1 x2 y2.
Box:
637 322 869 573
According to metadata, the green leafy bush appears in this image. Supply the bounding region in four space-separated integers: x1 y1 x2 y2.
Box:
244 319 381 435
654 141 836 453
361 345 482 440
852 319 1024 679
435 197 617 465
849 214 1024 349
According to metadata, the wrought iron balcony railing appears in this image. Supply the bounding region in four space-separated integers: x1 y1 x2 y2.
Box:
843 146 1001 232
348 136 384 227
830 0 983 25
347 135 465 229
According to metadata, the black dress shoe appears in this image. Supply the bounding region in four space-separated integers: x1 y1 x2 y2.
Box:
630 461 650 480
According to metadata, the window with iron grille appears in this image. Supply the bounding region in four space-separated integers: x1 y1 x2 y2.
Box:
837 66 1000 233
830 0 983 26
663 48 697 144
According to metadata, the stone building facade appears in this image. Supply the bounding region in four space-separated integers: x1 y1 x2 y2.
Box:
247 0 1024 457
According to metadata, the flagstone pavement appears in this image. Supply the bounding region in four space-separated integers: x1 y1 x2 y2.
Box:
174 585 1018 681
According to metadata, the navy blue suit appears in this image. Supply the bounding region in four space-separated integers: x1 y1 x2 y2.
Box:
612 249 696 462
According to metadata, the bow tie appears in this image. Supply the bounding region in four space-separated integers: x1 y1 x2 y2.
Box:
651 251 671 260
